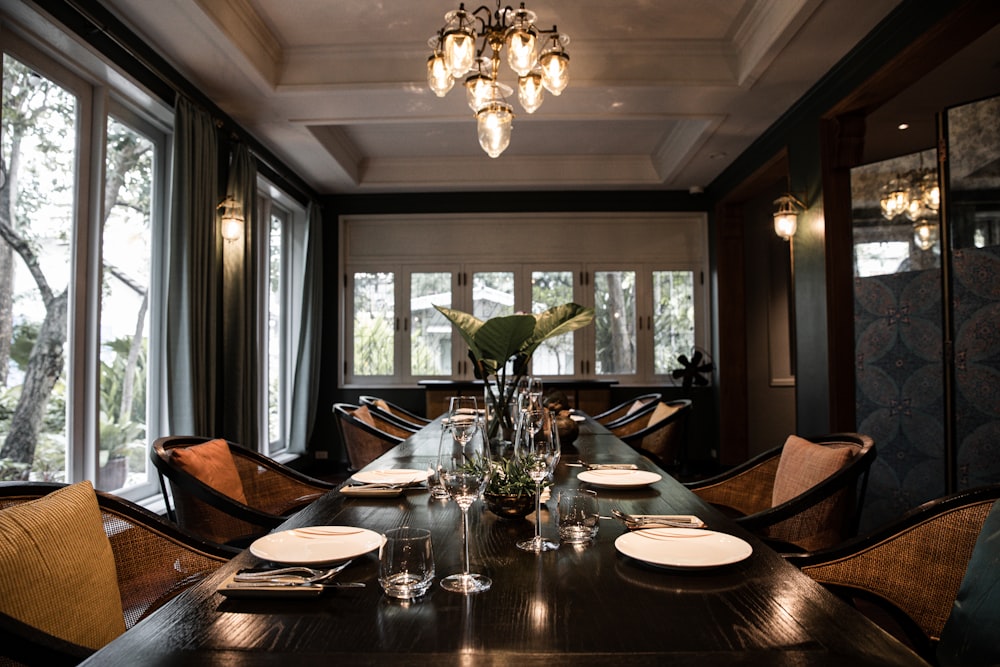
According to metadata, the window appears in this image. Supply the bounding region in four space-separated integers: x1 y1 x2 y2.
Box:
341 213 709 386
0 25 169 501
256 186 308 457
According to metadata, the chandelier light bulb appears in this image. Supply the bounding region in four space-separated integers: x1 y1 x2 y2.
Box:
427 53 454 97
913 220 939 251
518 71 544 113
477 99 514 158
465 73 494 111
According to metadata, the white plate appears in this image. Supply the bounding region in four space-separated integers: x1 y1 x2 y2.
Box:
569 414 586 422
351 468 430 485
615 528 752 569
249 526 383 565
577 469 662 488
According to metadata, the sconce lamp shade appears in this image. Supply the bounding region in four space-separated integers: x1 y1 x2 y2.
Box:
218 196 244 241
773 193 803 241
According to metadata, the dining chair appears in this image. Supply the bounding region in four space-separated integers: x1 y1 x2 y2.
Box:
332 402 411 471
786 483 1000 664
592 392 662 426
150 436 336 548
616 399 692 471
0 480 233 666
359 395 432 429
685 433 876 552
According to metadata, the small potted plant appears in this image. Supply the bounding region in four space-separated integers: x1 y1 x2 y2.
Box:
482 454 551 520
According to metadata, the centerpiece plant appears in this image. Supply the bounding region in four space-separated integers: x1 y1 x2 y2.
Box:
434 302 594 518
433 302 594 446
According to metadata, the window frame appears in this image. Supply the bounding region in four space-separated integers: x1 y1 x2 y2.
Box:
340 212 709 388
1 13 171 503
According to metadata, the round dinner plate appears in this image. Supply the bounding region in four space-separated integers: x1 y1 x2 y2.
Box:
249 526 383 565
615 528 753 569
577 469 662 489
351 468 430 485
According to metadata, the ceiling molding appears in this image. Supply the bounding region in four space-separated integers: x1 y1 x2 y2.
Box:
194 0 283 85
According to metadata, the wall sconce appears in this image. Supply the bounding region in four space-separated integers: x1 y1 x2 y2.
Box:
773 193 804 241
218 196 244 242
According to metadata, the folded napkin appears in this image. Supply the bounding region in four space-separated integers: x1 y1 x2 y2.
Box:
339 486 403 497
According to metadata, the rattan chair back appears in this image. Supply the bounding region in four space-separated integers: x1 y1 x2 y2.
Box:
0 481 233 665
333 403 408 471
787 484 1000 661
151 436 335 547
593 393 662 426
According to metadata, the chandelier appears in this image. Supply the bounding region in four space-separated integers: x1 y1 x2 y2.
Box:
427 2 570 158
879 167 941 251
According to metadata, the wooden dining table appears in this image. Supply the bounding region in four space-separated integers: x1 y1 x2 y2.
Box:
82 416 928 666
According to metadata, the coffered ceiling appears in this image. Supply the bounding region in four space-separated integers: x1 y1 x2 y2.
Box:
100 0 903 195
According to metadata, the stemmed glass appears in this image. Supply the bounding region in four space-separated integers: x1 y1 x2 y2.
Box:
438 416 493 593
515 406 561 552
447 396 480 446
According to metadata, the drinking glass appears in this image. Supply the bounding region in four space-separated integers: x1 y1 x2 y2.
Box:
515 408 560 552
438 418 492 593
379 527 435 599
557 489 600 544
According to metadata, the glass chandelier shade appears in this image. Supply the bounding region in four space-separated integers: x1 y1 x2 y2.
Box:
443 25 477 77
428 1 568 156
506 27 537 76
913 220 939 251
518 71 544 113
539 41 569 95
477 97 514 158
427 53 454 97
880 177 911 220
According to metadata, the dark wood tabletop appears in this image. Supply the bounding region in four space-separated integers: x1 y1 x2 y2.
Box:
82 418 928 666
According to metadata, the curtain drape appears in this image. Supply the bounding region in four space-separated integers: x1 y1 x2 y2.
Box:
287 202 324 454
219 142 259 449
165 98 218 436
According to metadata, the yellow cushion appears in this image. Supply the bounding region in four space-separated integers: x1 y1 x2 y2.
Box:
772 435 855 506
0 481 125 650
170 438 248 505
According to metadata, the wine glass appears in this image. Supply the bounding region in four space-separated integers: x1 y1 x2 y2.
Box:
515 407 560 552
448 395 480 445
517 376 544 415
438 418 493 593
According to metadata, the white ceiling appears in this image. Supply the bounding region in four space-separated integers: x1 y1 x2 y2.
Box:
101 0 904 195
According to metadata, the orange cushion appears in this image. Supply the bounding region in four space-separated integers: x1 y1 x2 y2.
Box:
646 401 680 428
626 399 647 416
352 404 376 427
170 438 248 505
771 435 855 507
0 481 125 650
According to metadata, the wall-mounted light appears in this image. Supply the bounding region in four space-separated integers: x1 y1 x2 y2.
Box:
218 196 244 241
773 193 804 241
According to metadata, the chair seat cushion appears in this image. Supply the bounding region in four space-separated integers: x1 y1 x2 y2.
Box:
169 438 249 505
0 481 126 650
772 435 855 507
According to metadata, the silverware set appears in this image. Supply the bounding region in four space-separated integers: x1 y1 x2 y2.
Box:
231 560 365 588
611 508 704 529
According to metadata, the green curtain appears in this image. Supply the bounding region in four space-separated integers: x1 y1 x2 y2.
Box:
287 202 324 454
219 142 259 449
165 98 218 436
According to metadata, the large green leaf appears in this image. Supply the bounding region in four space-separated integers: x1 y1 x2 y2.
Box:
521 303 595 358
